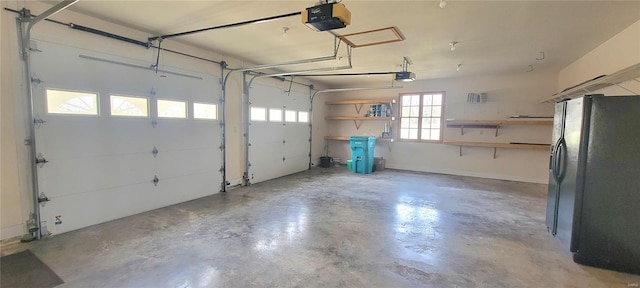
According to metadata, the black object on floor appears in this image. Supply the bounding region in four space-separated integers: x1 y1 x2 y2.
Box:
1 250 64 288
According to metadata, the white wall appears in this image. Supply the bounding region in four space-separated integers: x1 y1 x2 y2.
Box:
557 19 640 94
322 70 557 183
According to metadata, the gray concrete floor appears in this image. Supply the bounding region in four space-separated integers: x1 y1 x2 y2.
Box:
2 168 639 287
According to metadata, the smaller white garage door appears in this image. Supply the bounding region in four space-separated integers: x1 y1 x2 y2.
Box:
248 80 310 184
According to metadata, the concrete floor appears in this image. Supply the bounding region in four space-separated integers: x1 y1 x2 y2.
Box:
2 168 639 287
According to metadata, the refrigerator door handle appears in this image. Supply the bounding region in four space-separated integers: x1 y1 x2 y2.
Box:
550 138 562 182
557 138 568 181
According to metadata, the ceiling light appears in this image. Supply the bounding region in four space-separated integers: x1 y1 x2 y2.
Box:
439 0 446 8
450 41 458 51
457 64 462 71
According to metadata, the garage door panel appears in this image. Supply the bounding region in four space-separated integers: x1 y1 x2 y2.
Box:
39 180 158 235
154 172 220 205
250 124 284 144
154 126 221 151
37 153 154 198
155 148 220 177
36 119 155 159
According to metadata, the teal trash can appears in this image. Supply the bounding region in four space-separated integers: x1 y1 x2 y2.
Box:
349 136 376 174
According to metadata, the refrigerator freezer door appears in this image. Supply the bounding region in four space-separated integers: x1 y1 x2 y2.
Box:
554 97 588 252
545 102 566 235
574 95 640 275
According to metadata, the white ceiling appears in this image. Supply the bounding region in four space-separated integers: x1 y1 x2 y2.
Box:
63 1 640 86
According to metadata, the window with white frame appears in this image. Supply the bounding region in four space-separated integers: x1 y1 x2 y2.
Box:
193 103 217 120
269 108 282 122
157 99 187 118
250 107 267 121
110 95 148 117
398 92 445 142
46 89 98 115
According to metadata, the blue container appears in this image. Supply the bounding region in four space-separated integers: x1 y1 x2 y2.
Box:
350 136 376 174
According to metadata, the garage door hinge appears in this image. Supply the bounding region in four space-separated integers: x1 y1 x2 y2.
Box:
33 116 46 128
152 175 159 186
248 162 252 167
282 157 286 162
24 139 32 146
35 153 48 167
219 144 225 150
283 140 286 144
151 119 158 128
152 146 159 158
30 76 43 85
150 88 156 96
219 166 224 172
38 192 50 207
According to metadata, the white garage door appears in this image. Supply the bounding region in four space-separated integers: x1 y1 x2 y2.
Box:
248 80 310 184
30 40 222 235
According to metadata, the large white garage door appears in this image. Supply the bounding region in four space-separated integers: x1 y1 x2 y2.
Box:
30 40 222 235
248 81 310 184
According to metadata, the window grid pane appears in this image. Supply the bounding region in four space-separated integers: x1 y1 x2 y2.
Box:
269 109 282 122
111 95 148 117
158 99 187 118
298 111 309 123
251 107 267 121
193 103 217 120
47 89 98 115
285 110 297 122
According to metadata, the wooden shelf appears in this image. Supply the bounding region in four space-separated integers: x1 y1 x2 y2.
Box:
325 99 396 105
326 116 395 121
540 63 640 104
444 141 551 158
446 119 552 136
446 119 553 126
325 136 394 142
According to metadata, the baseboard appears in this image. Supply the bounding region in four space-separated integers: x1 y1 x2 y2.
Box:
1 224 24 242
385 163 548 184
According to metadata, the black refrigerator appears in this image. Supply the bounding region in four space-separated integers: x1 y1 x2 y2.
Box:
546 94 640 275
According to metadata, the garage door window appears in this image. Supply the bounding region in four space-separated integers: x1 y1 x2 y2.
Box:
269 108 282 122
193 103 217 120
298 111 309 123
251 107 267 121
157 99 187 118
110 95 148 117
46 89 98 115
285 110 297 122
